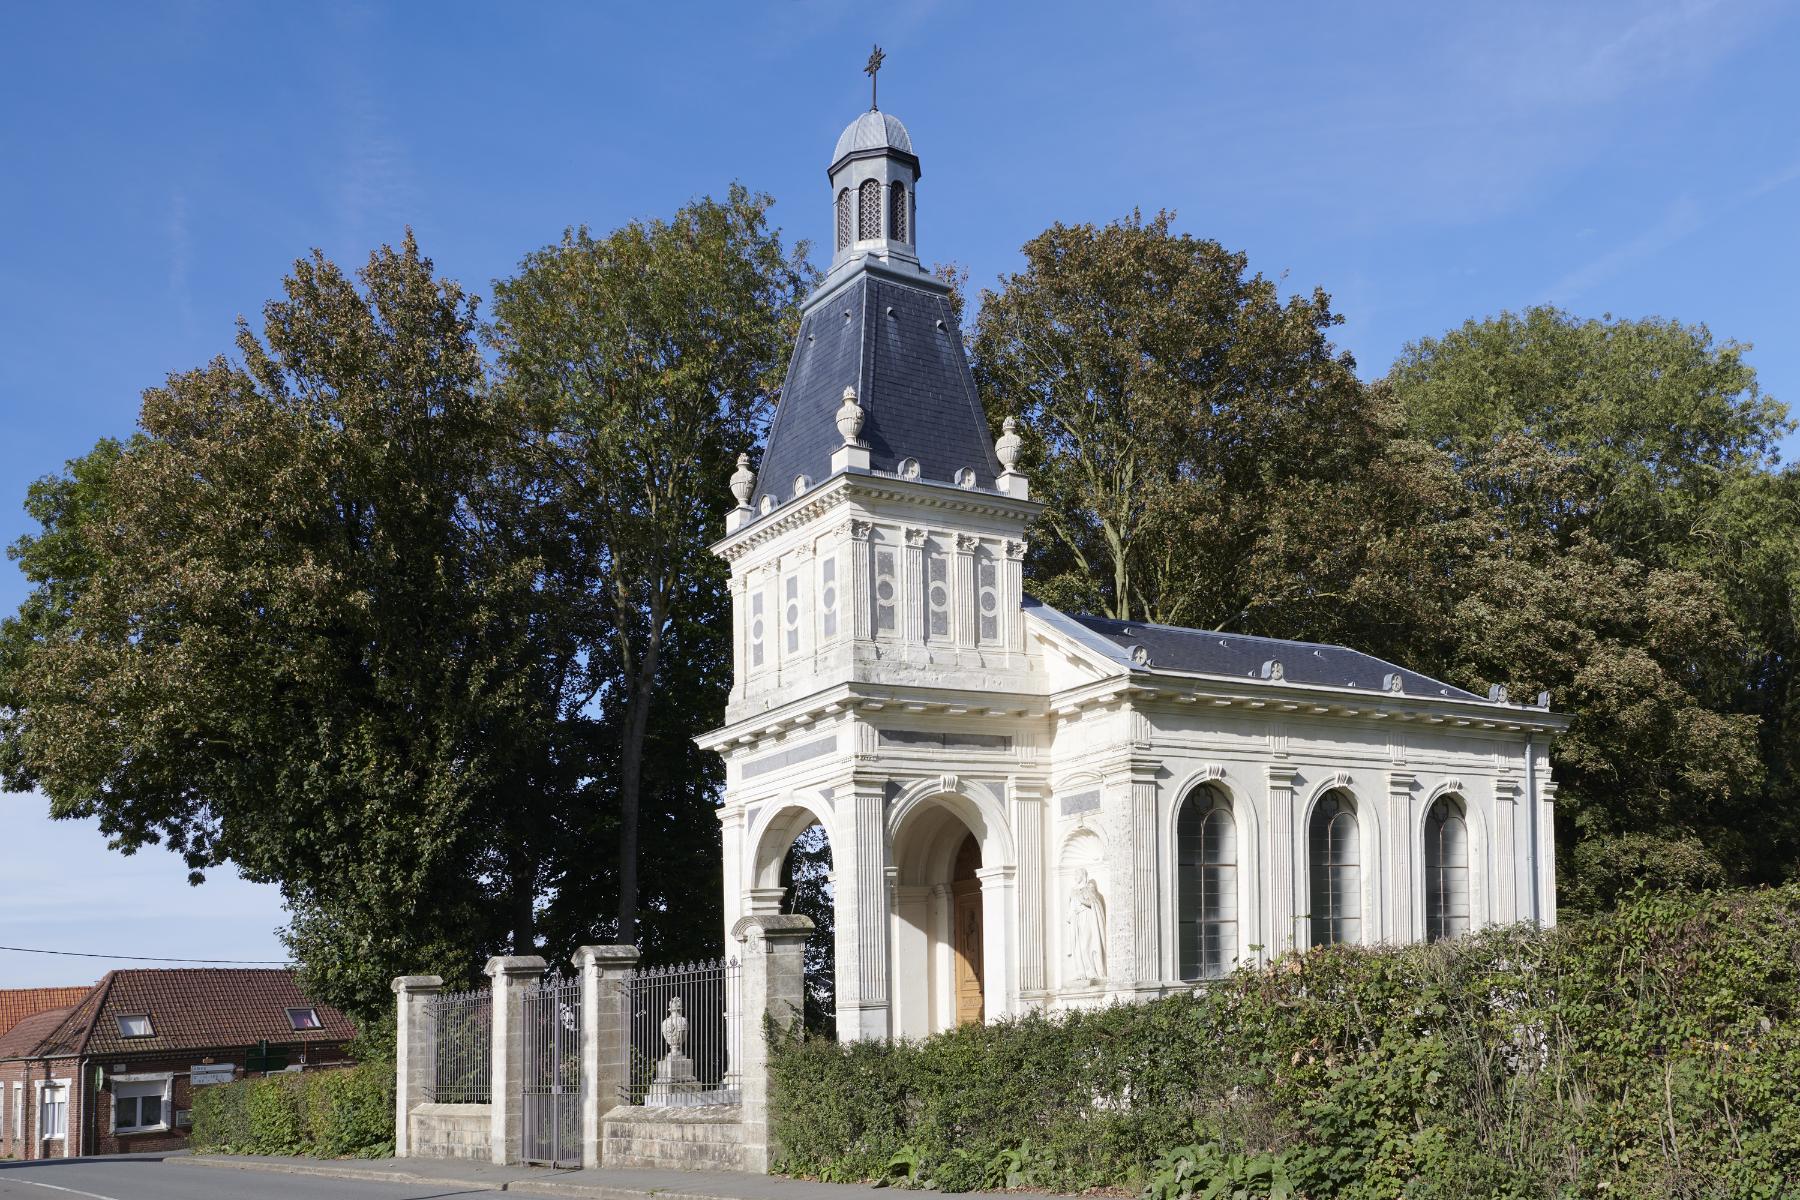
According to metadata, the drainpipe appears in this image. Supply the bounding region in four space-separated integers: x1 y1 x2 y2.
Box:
1525 733 1540 927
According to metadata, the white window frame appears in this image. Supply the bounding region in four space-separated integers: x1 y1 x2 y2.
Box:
10 1082 21 1151
110 1071 173 1135
286 1007 323 1031
116 1013 155 1038
34 1077 71 1145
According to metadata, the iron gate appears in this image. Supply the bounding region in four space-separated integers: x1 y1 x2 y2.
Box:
521 972 583 1167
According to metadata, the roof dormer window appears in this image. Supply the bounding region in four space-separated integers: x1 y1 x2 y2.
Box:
287 1007 323 1031
116 1014 154 1038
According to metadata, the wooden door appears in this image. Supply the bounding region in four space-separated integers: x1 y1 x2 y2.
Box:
952 834 984 1026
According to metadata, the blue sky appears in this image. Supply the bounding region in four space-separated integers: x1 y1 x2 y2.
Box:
2 1 1797 987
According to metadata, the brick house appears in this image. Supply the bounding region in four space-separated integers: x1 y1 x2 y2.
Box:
0 969 355 1159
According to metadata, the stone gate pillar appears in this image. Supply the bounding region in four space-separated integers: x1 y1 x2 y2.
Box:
391 975 442 1158
732 913 814 1174
486 955 547 1165
575 944 638 1168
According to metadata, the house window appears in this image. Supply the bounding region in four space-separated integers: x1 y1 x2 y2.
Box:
1177 785 1238 980
1425 795 1471 941
1308 791 1362 947
976 548 999 643
889 182 908 243
116 1013 154 1038
873 533 897 635
926 547 950 639
819 554 838 639
38 1082 67 1141
858 179 881 240
113 1077 170 1134
784 574 801 655
287 1007 323 1031
835 188 851 250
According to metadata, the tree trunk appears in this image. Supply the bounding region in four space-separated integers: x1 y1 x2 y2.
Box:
615 603 664 945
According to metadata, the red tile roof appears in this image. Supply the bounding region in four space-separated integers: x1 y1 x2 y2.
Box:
0 969 355 1060
0 1006 76 1061
0 987 90 1039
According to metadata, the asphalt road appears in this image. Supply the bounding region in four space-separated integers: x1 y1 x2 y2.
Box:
0 1155 493 1200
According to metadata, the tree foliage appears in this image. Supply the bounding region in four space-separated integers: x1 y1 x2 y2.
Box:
0 193 811 1016
976 214 1796 909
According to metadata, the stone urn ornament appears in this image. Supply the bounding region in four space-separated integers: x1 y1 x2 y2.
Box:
995 416 1022 473
660 995 688 1057
646 995 700 1106
729 454 756 508
836 385 867 446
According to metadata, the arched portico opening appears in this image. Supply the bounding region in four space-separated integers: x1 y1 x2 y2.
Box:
748 802 839 1038
889 788 1014 1038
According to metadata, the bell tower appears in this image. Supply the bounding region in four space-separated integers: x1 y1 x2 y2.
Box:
713 86 1038 722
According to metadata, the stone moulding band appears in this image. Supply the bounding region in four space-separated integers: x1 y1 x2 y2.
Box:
741 736 838 779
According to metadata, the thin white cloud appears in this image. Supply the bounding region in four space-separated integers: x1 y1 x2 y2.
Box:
1542 195 1704 301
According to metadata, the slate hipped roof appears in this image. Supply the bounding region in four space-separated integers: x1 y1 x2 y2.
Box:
1025 595 1486 702
755 269 1002 511
0 968 354 1061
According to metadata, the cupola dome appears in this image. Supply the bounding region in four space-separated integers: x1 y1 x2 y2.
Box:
831 111 915 170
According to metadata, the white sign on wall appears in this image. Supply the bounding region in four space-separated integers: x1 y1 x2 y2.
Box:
190 1064 235 1086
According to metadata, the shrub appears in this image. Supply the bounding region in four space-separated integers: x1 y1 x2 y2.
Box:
191 1063 393 1158
769 884 1800 1196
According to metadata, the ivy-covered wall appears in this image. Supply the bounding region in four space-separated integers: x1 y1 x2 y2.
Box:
770 886 1800 1197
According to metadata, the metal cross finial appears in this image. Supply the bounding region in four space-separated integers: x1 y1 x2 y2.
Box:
865 43 885 110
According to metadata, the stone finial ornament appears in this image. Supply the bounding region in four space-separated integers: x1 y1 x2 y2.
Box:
835 386 866 446
995 416 1022 472
729 454 756 507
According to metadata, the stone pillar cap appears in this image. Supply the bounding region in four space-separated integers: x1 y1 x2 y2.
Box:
573 944 641 966
391 974 445 993
484 954 549 978
732 913 815 942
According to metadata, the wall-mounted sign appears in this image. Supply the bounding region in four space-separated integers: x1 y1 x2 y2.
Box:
191 1063 235 1086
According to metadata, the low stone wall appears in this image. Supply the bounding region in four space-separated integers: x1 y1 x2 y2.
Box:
408 1102 492 1160
602 1104 743 1171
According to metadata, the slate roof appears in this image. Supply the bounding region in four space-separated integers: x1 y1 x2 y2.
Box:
755 269 1002 513
1025 595 1484 702
832 111 914 167
0 969 355 1061
0 986 90 1039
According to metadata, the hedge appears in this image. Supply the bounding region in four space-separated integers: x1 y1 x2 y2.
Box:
190 1062 393 1158
769 884 1800 1197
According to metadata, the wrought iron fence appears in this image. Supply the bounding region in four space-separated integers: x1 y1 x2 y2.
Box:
621 958 739 1106
521 972 583 1168
428 987 491 1104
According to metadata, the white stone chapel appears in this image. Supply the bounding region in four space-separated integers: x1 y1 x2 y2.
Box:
698 97 1566 1043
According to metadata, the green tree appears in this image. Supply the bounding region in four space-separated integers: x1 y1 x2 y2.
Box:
0 234 570 1015
489 186 812 944
970 210 1375 628
1389 310 1797 902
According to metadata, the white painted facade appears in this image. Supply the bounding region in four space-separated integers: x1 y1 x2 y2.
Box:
697 104 1566 1043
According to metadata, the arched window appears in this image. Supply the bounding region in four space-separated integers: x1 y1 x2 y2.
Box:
889 182 908 243
1424 795 1470 941
858 179 881 241
1177 786 1237 980
1308 791 1361 947
835 189 851 251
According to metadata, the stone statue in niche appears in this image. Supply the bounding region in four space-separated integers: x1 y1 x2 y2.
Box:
1066 869 1107 986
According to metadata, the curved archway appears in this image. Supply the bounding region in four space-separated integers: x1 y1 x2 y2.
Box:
747 799 841 1035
